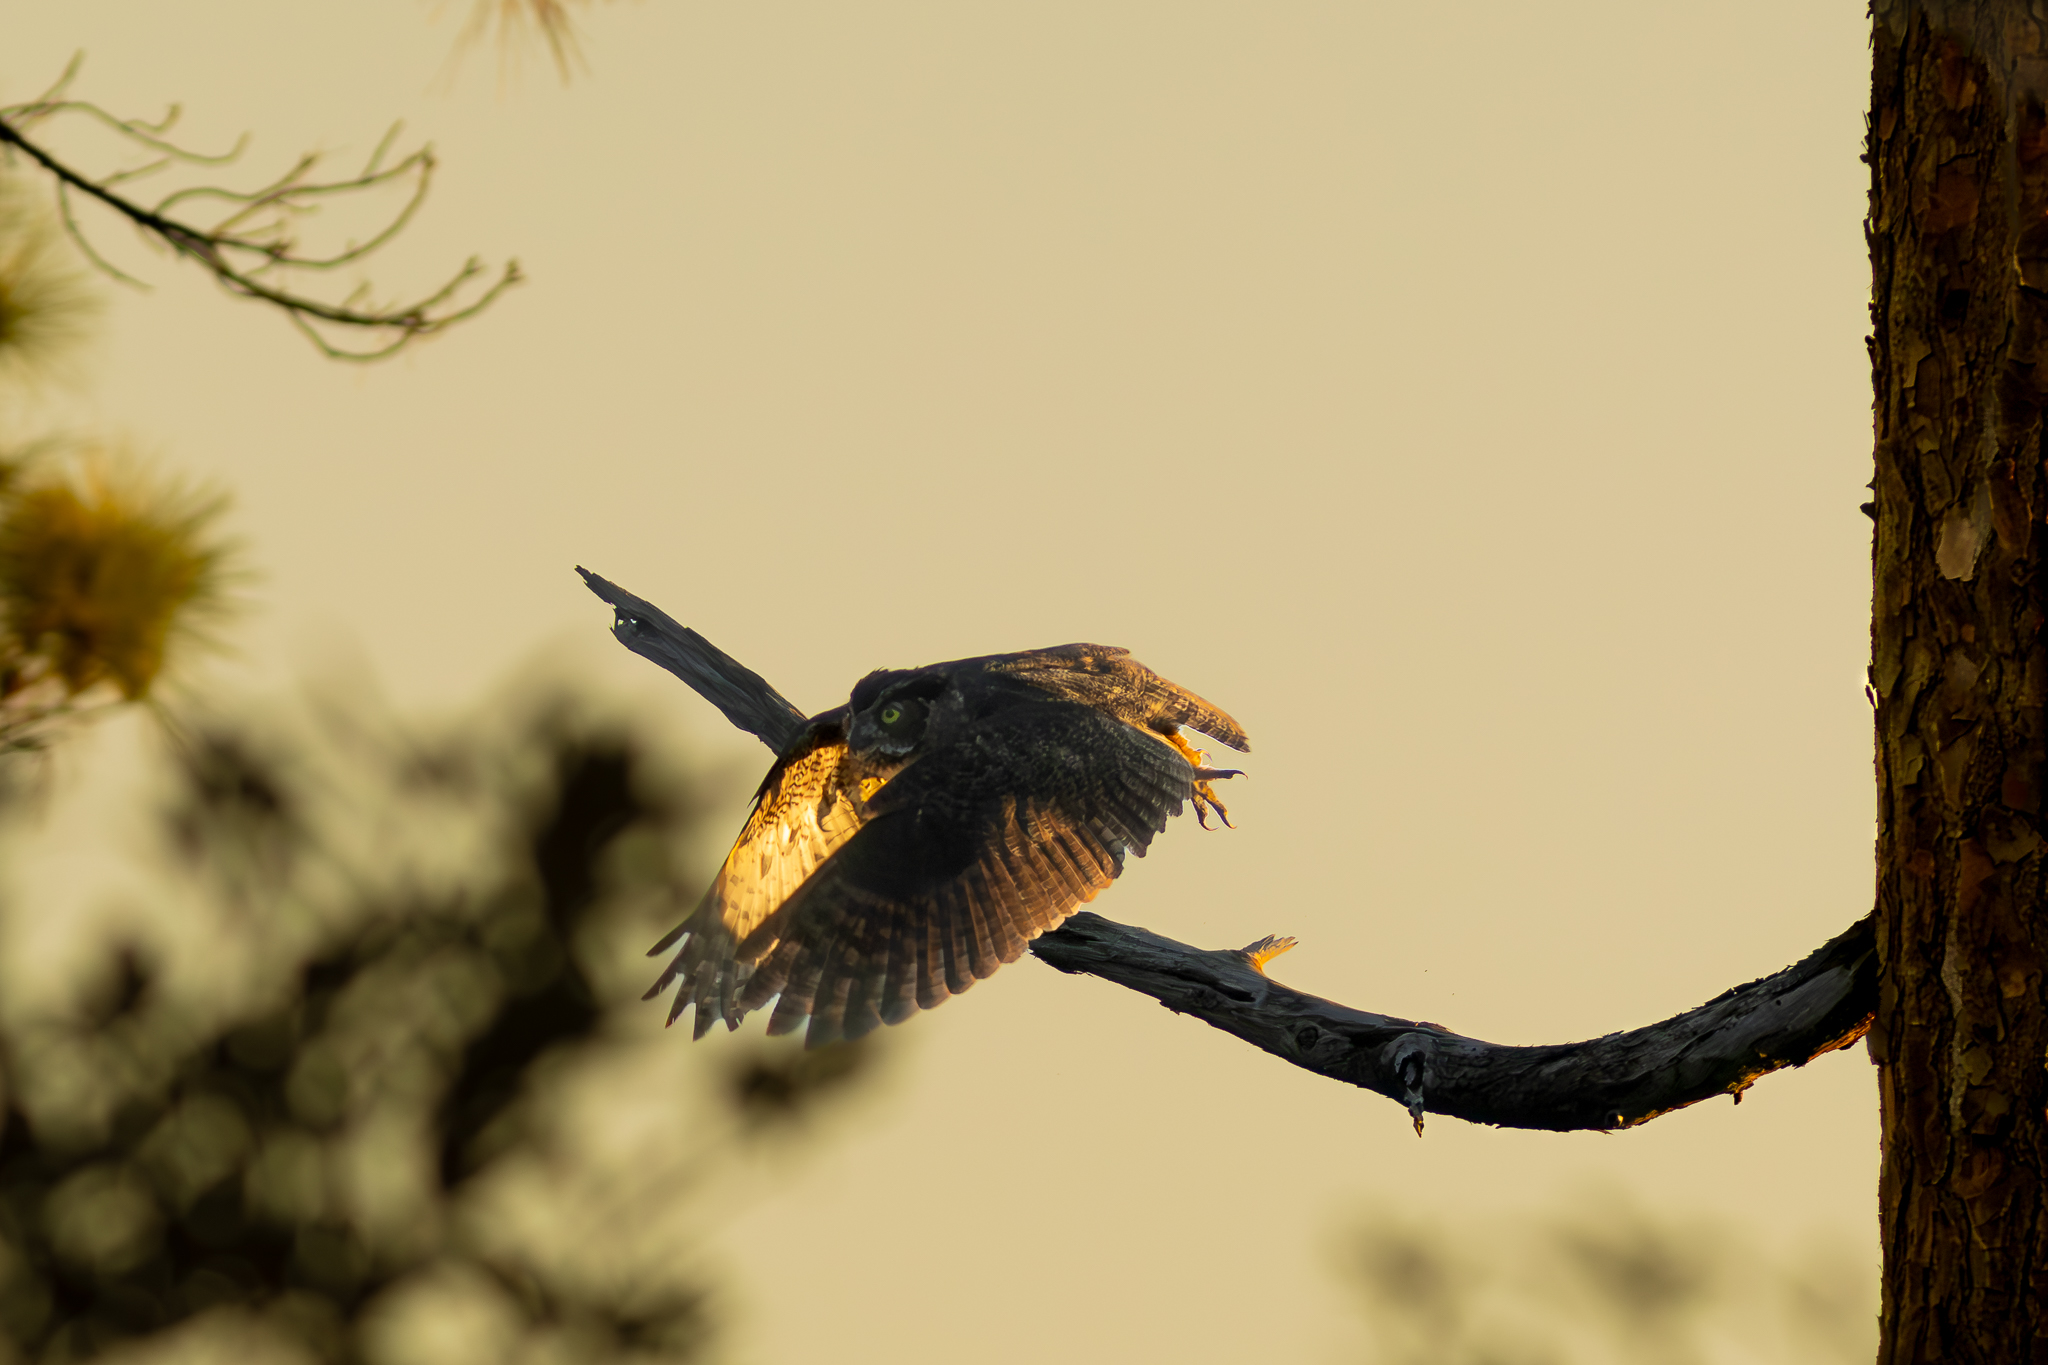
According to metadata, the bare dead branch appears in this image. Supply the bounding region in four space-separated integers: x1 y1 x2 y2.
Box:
576 566 1878 1134
1031 911 1875 1134
0 59 519 361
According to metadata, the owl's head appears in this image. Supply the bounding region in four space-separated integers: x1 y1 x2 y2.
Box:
847 670 949 756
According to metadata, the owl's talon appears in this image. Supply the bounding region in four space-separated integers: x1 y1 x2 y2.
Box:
1160 727 1243 831
1192 780 1235 829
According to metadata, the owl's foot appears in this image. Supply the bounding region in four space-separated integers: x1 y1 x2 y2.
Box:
1162 727 1243 828
1190 769 1244 829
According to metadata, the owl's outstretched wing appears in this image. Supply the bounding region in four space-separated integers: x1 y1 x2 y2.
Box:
645 721 906 1038
985 643 1250 753
723 700 1199 1047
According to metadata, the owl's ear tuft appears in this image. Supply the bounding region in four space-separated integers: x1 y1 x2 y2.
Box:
890 671 951 703
850 668 912 712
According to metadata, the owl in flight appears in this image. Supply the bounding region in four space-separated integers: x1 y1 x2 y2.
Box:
578 568 1249 1047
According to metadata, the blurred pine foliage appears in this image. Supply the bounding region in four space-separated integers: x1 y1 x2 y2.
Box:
0 456 231 724
0 160 875 1365
1340 1196 1875 1365
0 175 96 387
0 173 232 754
0 693 880 1364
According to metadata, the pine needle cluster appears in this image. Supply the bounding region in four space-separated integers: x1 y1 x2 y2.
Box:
0 455 230 735
0 174 234 751
0 173 96 385
456 0 611 80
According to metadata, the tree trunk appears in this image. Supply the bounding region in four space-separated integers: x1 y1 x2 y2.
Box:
1870 3 2048 1357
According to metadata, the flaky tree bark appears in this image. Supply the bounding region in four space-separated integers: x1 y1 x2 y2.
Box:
1870 3 2048 1358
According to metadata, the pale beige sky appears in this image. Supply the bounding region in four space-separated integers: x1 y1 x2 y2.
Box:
6 2 1875 1360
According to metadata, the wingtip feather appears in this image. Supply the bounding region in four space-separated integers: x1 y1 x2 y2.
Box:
649 918 690 956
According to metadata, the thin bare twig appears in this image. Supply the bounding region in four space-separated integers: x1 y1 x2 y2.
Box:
0 59 519 361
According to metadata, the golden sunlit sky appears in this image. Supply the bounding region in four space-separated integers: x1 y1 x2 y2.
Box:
7 1 1874 1360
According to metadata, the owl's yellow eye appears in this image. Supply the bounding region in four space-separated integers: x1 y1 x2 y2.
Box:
880 703 904 725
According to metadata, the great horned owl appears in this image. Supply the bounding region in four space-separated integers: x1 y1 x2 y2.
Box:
579 569 1248 1047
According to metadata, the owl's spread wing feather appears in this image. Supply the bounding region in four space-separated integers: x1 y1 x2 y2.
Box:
644 723 905 1038
723 701 1198 1046
986 643 1250 753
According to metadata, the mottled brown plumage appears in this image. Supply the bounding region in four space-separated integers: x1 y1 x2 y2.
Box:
578 569 1247 1047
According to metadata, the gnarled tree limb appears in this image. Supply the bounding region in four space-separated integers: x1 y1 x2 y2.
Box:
1032 911 1874 1133
577 567 1878 1133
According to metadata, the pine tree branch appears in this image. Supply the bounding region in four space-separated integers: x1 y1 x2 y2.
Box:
1031 910 1874 1134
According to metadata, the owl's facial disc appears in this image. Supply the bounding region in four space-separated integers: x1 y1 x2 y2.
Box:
855 690 930 756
